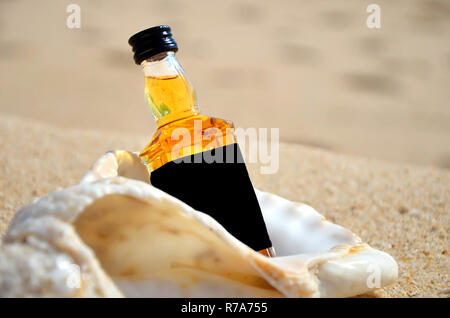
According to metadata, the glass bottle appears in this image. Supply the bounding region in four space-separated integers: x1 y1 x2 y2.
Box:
129 26 275 257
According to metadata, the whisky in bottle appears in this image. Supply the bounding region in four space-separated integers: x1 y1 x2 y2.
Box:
128 26 275 257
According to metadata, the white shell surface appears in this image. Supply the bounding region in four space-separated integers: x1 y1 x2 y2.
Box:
0 150 398 297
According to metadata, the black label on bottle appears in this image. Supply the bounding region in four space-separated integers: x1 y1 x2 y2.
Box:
150 143 272 251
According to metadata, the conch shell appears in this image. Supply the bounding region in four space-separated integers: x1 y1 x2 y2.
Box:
0 150 397 297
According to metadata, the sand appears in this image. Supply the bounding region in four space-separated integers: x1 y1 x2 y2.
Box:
0 0 449 298
0 114 448 297
0 0 449 168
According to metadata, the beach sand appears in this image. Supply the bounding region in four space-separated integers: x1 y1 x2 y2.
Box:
0 114 448 297
0 0 449 167
0 0 449 297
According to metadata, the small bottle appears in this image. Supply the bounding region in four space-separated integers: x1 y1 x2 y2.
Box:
128 26 275 257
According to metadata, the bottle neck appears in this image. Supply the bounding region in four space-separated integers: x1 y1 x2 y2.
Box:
141 51 199 127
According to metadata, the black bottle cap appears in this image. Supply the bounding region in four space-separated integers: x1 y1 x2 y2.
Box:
128 25 178 65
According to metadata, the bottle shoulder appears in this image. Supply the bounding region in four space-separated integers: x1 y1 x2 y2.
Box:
157 113 234 134
139 113 236 171
144 113 235 149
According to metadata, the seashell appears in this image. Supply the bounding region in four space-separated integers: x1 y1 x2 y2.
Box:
0 150 398 297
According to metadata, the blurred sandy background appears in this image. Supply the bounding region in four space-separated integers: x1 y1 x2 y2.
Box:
0 0 449 297
0 0 449 168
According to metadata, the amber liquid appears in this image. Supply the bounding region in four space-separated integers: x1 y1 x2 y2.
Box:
140 75 236 171
140 74 275 257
